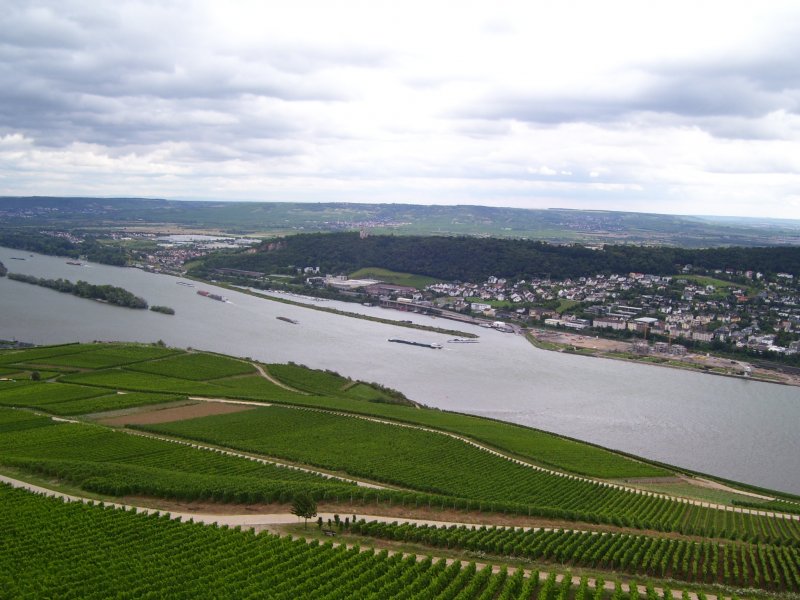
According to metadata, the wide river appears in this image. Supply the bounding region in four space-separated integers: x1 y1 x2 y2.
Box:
2 247 799 494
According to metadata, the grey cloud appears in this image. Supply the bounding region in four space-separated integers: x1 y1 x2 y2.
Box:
0 12 355 153
0 3 86 49
464 73 797 125
459 39 800 130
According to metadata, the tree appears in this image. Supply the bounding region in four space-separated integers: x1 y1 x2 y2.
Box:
290 493 317 529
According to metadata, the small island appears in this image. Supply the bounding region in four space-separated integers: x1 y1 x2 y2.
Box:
149 305 175 315
7 273 149 309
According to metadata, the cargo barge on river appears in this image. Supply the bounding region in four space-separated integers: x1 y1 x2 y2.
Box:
388 338 443 349
197 290 227 302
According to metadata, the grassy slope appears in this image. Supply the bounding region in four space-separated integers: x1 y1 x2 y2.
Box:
349 267 440 289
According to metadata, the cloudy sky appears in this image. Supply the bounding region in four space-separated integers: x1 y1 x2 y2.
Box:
2 1 800 218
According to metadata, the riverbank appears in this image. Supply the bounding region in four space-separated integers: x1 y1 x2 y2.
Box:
203 273 800 387
195 279 480 339
525 329 800 387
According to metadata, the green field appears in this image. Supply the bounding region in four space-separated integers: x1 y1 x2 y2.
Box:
125 352 256 380
349 267 440 289
42 391 186 416
0 382 109 409
266 363 350 395
0 343 95 365
40 345 179 369
465 296 517 308
61 369 230 395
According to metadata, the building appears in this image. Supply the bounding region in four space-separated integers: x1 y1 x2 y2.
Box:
592 317 627 331
325 276 381 291
364 283 417 297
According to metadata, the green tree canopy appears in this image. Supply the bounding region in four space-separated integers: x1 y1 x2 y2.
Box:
290 493 317 529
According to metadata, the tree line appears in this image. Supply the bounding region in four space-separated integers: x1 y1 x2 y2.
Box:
0 230 127 266
193 232 800 281
7 273 148 309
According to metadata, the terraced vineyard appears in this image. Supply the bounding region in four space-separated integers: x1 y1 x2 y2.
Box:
0 407 356 502
351 520 800 593
143 405 800 545
0 484 540 599
125 352 256 380
0 342 794 597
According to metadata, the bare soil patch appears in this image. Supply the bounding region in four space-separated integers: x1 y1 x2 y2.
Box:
531 330 630 352
98 401 254 425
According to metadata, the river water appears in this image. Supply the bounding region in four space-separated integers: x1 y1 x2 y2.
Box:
1 247 799 495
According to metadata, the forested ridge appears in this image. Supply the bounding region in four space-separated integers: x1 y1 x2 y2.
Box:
195 232 800 280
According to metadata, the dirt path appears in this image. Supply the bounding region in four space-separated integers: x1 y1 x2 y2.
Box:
0 474 731 600
685 475 776 502
251 362 309 394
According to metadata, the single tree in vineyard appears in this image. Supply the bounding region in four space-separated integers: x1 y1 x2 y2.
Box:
291 493 317 529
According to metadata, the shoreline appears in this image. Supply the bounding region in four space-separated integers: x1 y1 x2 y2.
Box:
524 329 800 388
188 277 481 339
184 268 800 389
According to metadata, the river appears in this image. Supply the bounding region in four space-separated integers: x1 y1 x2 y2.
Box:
1 246 799 495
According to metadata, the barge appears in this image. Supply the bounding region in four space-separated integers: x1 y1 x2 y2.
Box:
276 316 299 324
197 290 227 302
388 338 443 349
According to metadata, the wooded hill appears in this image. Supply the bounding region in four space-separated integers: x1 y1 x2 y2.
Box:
193 232 800 281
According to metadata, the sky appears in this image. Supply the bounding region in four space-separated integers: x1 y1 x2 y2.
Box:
1 1 800 218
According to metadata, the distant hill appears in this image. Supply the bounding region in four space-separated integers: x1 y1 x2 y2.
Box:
3 196 800 247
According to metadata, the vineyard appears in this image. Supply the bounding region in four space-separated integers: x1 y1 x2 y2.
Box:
0 342 796 597
125 352 256 380
351 520 800 593
143 405 800 546
0 407 358 502
265 364 670 478
0 484 532 599
1 484 755 599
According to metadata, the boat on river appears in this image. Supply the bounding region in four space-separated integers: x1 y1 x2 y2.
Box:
448 338 479 343
276 316 299 324
388 338 442 349
197 290 227 302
